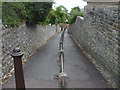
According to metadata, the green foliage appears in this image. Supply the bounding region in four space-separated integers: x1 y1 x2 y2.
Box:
2 2 84 27
2 2 25 27
0 1 2 19
69 13 83 24
47 9 57 25
70 6 81 15
25 2 52 27
44 5 68 25
38 5 84 25
55 5 67 23
68 6 84 24
2 2 52 27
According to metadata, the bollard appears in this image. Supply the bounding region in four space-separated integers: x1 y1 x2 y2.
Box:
11 47 25 89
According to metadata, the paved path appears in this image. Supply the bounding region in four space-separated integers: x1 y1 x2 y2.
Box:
3 30 110 88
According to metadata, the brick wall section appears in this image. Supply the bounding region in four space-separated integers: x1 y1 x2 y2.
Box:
69 3 119 88
1 24 60 83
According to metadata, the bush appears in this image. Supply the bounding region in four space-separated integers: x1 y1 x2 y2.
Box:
2 2 25 27
69 13 84 24
25 2 52 27
2 2 52 27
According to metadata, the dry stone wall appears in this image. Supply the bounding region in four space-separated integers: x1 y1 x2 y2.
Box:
1 24 60 83
0 20 2 89
69 1 119 88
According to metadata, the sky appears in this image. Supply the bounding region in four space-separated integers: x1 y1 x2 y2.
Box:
53 0 87 12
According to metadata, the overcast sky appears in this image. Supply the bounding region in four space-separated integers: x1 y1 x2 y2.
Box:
53 0 87 12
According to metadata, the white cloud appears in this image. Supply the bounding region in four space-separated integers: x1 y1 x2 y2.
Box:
53 0 87 12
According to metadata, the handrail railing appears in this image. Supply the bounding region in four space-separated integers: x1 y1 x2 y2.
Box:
58 28 68 88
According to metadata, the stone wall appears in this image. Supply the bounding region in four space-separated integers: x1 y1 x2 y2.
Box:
68 0 119 88
1 24 60 83
0 19 2 89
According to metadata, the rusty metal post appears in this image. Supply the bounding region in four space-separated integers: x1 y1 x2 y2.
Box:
11 47 25 89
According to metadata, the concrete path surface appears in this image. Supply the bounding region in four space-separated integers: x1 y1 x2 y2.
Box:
3 30 111 88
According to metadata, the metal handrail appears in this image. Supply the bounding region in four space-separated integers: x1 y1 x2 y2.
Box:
58 29 68 88
59 29 65 73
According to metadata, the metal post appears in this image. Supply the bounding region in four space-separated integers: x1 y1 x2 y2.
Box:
59 41 63 50
59 50 64 73
11 47 25 89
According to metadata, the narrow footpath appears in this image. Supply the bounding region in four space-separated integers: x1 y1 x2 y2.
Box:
3 30 110 88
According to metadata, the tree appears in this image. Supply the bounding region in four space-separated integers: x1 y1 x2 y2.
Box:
55 6 67 23
2 2 26 27
58 5 68 15
0 0 2 19
68 6 84 24
44 5 68 25
2 2 53 27
58 5 69 23
70 6 81 16
25 2 52 27
45 9 57 25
